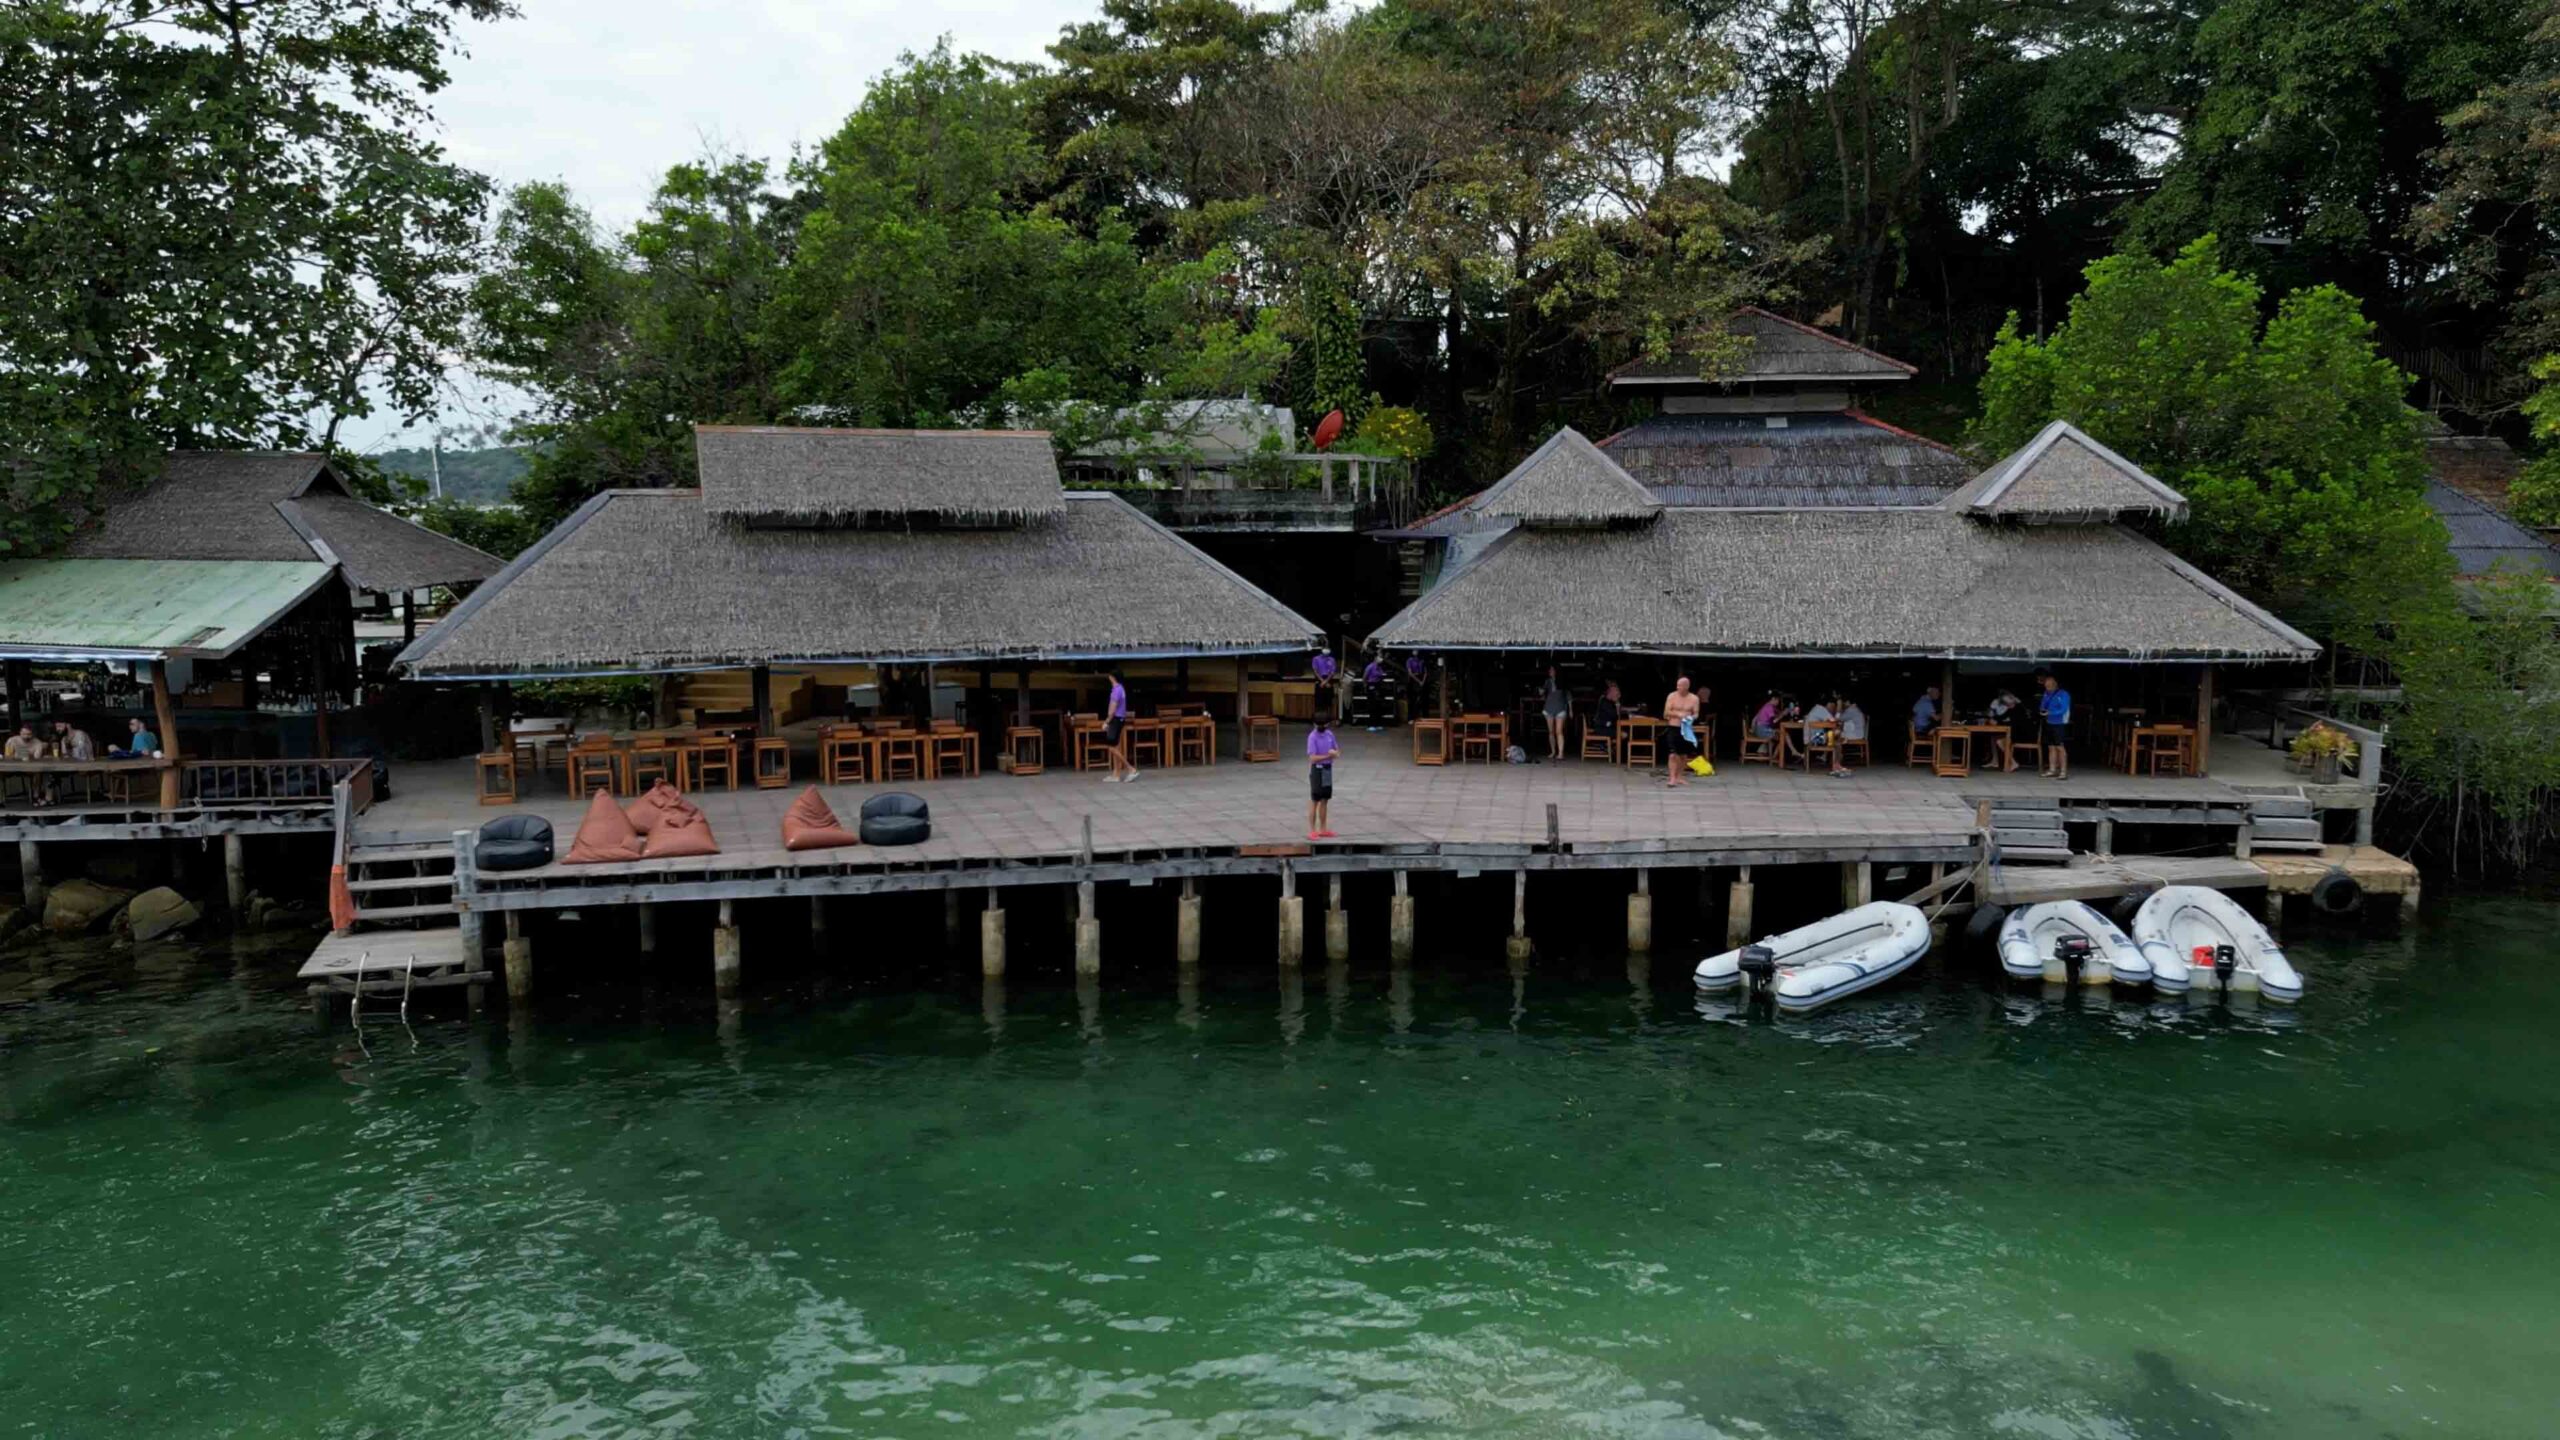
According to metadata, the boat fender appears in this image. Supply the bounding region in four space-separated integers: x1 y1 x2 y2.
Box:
1737 944 1778 993
2111 889 2151 929
2052 933 2094 983
1962 904 2006 955
2310 868 2364 916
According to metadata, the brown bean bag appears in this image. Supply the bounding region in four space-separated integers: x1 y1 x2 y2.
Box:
641 804 721 860
627 779 699 835
780 786 860 852
562 788 645 865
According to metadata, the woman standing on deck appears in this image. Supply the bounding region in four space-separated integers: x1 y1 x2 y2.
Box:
1542 665 1569 760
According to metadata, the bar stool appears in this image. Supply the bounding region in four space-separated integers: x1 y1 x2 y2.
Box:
1006 726 1045 775
692 737 738 790
476 751 518 806
629 737 676 791
569 739 623 798
1242 713 1280 762
754 737 792 788
1410 718 1447 766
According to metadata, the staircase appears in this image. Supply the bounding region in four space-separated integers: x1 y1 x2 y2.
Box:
2238 787 2326 853
299 826 483 1009
1985 800 2072 865
343 841 460 928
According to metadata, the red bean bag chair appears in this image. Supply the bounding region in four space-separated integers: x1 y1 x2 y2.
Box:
562 788 645 865
780 786 860 852
641 803 721 860
627 779 698 835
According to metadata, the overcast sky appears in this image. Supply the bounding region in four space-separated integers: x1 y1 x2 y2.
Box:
355 0 1102 450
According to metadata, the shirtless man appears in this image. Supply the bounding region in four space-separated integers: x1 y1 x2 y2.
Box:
1662 677 1704 788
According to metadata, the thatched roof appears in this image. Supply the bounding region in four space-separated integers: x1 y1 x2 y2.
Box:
1610 309 1918 387
400 490 1322 678
1472 428 1662 528
1944 421 2188 524
695 426 1066 528
63 451 502 591
1371 509 2316 662
1603 412 1972 507
2426 479 2560 579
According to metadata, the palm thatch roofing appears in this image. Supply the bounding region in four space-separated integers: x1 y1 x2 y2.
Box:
1943 421 2189 524
1602 412 1973 507
1370 509 2316 662
1609 308 1918 386
695 425 1066 528
63 451 502 592
1471 428 1662 528
399 490 1322 678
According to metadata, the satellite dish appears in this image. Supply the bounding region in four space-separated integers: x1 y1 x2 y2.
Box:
1311 409 1346 451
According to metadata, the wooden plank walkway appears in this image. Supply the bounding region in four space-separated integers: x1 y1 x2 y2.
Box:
298 927 484 991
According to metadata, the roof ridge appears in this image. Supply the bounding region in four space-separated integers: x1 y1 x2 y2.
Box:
1735 307 1919 375
1841 409 1965 456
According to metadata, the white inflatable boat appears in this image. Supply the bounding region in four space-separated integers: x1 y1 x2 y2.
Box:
2131 886 2303 1002
1996 901 2153 987
1694 901 1933 1013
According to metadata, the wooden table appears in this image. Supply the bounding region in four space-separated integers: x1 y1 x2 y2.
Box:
1617 714 1663 768
1451 713 1509 763
1934 722 2013 776
2124 723 2195 776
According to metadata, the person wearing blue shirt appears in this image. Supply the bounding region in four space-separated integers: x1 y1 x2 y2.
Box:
2037 671 2073 780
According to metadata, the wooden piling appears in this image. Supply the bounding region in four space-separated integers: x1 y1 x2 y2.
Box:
636 901 656 954
1841 859 1872 909
1725 865 1755 950
810 894 827 939
713 898 741 997
1324 874 1349 962
1277 864 1304 966
17 837 41 911
2095 815 2116 859
1388 869 1415 962
943 888 962 948
223 832 247 917
1175 876 1202 967
503 911 532 1001
1074 881 1101 975
980 887 1007 977
1505 869 1532 962
1626 868 1652 953
451 830 482 962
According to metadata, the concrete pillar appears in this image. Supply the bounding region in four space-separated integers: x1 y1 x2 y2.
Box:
1725 866 1756 950
1388 870 1415 962
636 902 656 955
713 898 742 997
2398 876 2421 923
2234 820 2254 860
2354 806 2375 847
1073 881 1101 975
1504 869 1532 962
943 888 963 949
1277 865 1305 966
1626 868 1653 953
980 888 1006 977
1175 876 1202 967
18 837 41 911
1841 860 1872 909
503 911 532 1001
2095 816 2116 859
1324 874 1349 962
222 832 248 916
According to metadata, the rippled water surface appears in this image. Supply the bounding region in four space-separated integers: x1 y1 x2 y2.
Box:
3 900 2556 1439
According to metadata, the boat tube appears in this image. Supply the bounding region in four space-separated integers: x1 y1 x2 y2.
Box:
1694 901 1933 1013
2131 886 2303 1002
1996 901 2153 987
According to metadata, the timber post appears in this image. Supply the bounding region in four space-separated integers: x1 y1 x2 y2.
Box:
2095 813 2116 859
1324 874 1349 962
1841 860 1872 909
1388 869 1415 961
942 888 962 949
2194 664 2214 775
636 902 656 954
18 837 42 912
223 832 248 917
810 894 827 941
451 830 482 963
1504 869 1532 962
1175 875 1202 967
1074 882 1101 974
713 898 741 997
1276 863 1304 966
1626 868 1652 953
151 663 180 810
980 887 1007 977
503 911 532 1002
1725 865 1755 950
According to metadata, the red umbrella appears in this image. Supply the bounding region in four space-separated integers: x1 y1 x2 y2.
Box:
1310 409 1346 451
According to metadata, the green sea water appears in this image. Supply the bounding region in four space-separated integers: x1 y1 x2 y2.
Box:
2 898 2555 1439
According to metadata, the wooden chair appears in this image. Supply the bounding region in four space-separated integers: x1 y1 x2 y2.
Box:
1838 732 1872 768
821 726 871 784
2148 728 2193 777
928 728 978 779
1739 728 1778 767
1905 724 1938 769
1070 714 1111 770
1456 719 1495 764
1172 719 1211 767
1620 723 1659 770
629 737 676 791
1243 713 1281 763
754 737 792 788
2006 729 2040 773
691 737 738 790
1006 726 1045 775
1932 730 1973 778
1126 719 1165 768
569 739 623 798
1580 724 1615 761
878 731 926 783
1800 729 1842 773
475 751 517 806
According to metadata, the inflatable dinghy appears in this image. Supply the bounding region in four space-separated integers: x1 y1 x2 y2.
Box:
1695 901 1932 1013
1997 901 2152 987
2132 886 2302 1002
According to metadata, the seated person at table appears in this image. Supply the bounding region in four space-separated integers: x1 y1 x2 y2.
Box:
1912 686 1941 737
4 724 47 760
1986 689 2024 772
52 721 96 761
1750 692 1781 739
1802 697 1836 747
1591 681 1621 739
1838 699 1868 777
112 718 160 759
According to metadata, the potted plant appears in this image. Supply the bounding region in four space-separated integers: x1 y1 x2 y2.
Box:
2288 722 2359 784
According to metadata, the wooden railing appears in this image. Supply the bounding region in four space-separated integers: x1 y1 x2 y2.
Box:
325 764 373 933
181 757 372 807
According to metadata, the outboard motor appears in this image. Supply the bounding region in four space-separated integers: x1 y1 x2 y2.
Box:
2213 943 2238 991
2053 933 2095 985
1737 944 1778 995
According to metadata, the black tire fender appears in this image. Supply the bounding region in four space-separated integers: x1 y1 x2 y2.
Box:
1962 903 2006 954
2310 868 2364 916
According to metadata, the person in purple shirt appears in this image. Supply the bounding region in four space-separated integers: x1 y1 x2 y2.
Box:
1307 716 1339 839
1311 648 1338 717
1099 670 1139 784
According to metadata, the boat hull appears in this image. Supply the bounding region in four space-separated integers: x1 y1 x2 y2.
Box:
2132 886 2303 1002
1695 901 1934 1013
1997 901 2152 987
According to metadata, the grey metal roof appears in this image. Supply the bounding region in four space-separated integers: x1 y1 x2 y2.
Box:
1601 412 1973 507
2425 478 2560 579
1609 308 1918 386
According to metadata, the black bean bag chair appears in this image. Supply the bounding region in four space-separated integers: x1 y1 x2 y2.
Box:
477 813 556 872
858 791 931 847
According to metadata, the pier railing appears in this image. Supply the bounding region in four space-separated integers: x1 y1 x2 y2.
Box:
182 757 374 807
324 764 373 934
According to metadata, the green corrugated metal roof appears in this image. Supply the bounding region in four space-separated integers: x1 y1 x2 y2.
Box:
0 559 337 659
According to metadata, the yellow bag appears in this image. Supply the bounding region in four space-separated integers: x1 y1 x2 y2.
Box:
1688 756 1714 777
